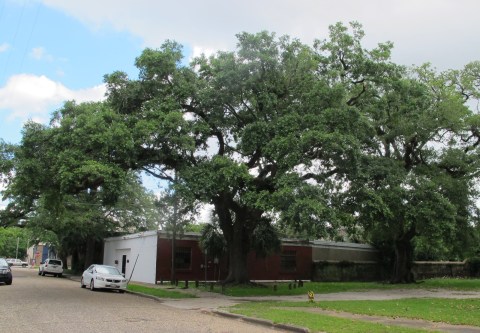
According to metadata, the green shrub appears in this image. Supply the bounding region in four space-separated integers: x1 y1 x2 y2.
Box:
338 260 354 268
466 257 480 277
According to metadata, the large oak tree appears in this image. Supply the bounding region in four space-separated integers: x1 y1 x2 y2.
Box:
2 23 478 283
102 26 386 283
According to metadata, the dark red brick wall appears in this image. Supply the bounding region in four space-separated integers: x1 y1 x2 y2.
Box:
156 236 311 282
247 245 312 281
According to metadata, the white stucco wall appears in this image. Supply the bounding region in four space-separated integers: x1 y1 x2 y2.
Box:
103 231 158 284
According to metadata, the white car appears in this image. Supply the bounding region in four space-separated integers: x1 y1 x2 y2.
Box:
81 264 127 293
39 258 63 277
6 258 28 267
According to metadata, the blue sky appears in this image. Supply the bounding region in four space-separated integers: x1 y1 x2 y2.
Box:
2 0 479 144
1 0 480 205
0 0 143 143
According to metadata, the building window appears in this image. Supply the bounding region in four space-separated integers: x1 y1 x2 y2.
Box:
175 247 191 270
281 250 297 272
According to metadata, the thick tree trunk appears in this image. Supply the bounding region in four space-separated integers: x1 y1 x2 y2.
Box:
70 248 81 273
59 253 68 270
224 231 250 284
84 237 96 269
221 212 251 284
391 232 415 283
214 196 255 285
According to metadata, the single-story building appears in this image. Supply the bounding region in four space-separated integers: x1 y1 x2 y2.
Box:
28 243 60 267
103 230 379 284
103 230 158 283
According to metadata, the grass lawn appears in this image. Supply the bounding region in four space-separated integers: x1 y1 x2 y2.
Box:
245 298 480 326
223 279 480 332
417 278 480 290
229 303 433 333
125 279 480 331
127 283 196 298
203 278 480 297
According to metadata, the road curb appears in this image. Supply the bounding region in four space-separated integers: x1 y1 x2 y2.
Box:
125 290 166 303
208 310 310 333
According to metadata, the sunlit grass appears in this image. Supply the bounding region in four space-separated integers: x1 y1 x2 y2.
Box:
250 298 480 326
229 302 435 333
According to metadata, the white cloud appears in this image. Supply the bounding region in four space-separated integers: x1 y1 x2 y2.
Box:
40 0 480 70
190 46 216 61
197 204 214 224
0 74 106 122
0 43 9 53
30 47 54 61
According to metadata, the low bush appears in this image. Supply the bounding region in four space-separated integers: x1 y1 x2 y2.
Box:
466 257 480 277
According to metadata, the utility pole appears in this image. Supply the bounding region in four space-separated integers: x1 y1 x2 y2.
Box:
15 237 19 259
170 172 178 284
204 249 207 284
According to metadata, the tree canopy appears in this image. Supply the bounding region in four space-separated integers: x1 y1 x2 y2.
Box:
1 22 479 282
0 227 31 259
0 103 162 270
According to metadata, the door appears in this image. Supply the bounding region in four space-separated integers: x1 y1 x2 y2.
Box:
121 255 127 275
115 248 131 278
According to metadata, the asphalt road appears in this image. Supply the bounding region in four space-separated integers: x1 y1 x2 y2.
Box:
1 267 283 333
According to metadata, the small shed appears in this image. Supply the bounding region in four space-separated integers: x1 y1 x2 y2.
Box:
103 231 158 284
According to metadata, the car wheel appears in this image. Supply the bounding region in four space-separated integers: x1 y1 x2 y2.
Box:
58 273 62 278
81 277 86 288
22 264 27 268
41 271 46 276
38 269 41 275
89 279 95 291
6 279 12 285
119 290 125 294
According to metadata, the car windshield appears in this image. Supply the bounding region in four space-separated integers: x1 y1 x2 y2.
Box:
0 258 8 266
96 266 121 275
49 260 62 265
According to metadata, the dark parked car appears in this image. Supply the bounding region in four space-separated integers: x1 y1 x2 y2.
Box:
0 258 13 285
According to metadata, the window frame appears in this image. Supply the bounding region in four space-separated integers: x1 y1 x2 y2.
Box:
280 250 297 272
174 246 192 270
